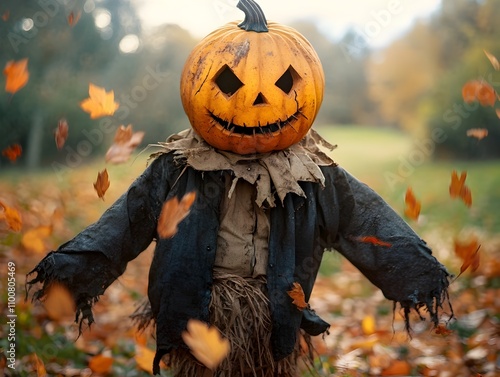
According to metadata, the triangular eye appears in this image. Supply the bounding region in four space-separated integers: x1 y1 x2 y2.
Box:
214 65 243 96
275 66 295 94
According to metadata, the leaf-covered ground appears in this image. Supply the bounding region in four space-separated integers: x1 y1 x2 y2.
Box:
1 147 499 376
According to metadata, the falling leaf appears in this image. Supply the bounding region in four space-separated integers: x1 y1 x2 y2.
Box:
2 143 22 162
105 124 145 164
32 353 47 377
1 10 10 21
449 170 472 207
181 319 230 370
80 83 120 119
135 344 156 374
356 236 392 248
157 192 196 239
43 283 76 321
21 225 52 254
0 200 22 232
3 58 29 94
462 80 496 107
466 128 488 141
404 187 421 220
454 237 481 278
88 354 113 375
287 282 308 311
68 10 81 26
361 315 376 335
54 118 69 150
93 169 110 200
484 50 500 71
496 108 500 119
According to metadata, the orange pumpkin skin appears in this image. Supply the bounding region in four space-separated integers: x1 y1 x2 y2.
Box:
180 20 325 155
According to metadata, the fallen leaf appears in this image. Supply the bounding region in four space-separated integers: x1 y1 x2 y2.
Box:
32 353 47 377
135 344 155 374
21 225 52 254
80 83 120 119
466 128 488 141
449 170 472 207
88 354 113 375
3 58 29 94
157 192 196 238
2 143 22 162
0 200 22 232
54 118 69 150
484 50 500 71
105 125 145 164
181 319 230 370
381 360 411 376
93 169 110 200
434 324 453 336
454 237 481 278
287 282 308 311
68 10 81 26
404 187 421 220
356 236 392 248
43 283 76 321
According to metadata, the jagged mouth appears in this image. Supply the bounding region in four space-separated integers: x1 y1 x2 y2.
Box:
209 111 300 135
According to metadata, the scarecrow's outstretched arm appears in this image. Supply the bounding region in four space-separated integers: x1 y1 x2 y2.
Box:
330 166 451 327
27 155 172 328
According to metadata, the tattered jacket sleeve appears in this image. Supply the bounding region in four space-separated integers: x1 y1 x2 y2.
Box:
27 154 173 327
326 165 451 327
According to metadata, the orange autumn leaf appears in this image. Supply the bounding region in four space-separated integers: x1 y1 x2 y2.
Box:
496 108 500 119
3 58 29 94
466 128 488 141
404 187 421 220
484 49 500 71
0 200 22 232
356 236 392 248
157 192 196 239
32 353 47 377
80 83 119 119
2 143 22 162
361 315 376 335
88 354 113 375
21 225 52 254
93 169 110 200
135 344 156 374
434 324 453 336
454 237 481 278
105 124 145 164
287 282 308 311
381 360 411 376
449 170 472 207
462 80 496 107
68 10 81 26
181 319 230 370
43 282 76 321
54 118 69 150
2 10 10 21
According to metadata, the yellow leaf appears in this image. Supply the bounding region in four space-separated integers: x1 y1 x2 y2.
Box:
21 225 52 254
80 83 119 119
32 353 47 377
43 283 76 321
484 49 500 71
287 282 308 311
181 319 230 370
135 344 155 374
3 58 29 94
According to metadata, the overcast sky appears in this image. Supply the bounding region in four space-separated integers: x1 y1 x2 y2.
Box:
133 0 441 47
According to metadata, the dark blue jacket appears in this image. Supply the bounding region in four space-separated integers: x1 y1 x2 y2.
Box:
28 151 450 374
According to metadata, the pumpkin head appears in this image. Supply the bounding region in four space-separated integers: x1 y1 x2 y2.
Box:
180 0 325 155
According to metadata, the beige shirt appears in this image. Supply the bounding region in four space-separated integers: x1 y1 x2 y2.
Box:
214 173 270 278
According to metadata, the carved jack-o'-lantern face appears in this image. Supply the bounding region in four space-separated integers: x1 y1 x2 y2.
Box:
180 0 325 155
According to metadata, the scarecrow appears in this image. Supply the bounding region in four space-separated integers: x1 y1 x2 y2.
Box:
28 1 452 376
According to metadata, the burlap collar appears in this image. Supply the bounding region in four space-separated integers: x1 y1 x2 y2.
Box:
154 128 337 208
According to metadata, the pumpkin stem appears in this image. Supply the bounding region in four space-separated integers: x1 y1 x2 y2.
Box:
237 0 268 32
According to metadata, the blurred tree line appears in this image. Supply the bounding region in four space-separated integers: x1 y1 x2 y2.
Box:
1 0 499 170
